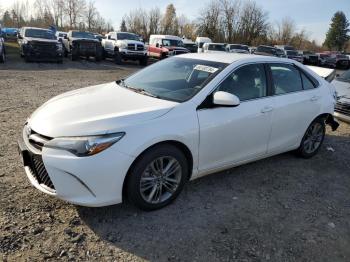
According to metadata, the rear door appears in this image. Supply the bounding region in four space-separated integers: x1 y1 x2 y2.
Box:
267 63 322 153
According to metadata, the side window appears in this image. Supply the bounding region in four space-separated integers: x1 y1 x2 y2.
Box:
301 72 316 90
217 64 267 101
270 64 303 95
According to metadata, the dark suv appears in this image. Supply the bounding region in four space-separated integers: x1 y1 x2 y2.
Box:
18 27 63 62
62 31 103 61
299 51 318 65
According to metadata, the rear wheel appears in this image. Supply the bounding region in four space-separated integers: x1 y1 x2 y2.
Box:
0 50 5 63
71 46 79 61
297 118 325 158
127 144 188 211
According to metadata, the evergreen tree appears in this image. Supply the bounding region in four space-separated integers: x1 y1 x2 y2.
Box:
324 11 349 51
120 19 127 32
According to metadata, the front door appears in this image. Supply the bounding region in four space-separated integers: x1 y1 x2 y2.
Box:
197 63 274 172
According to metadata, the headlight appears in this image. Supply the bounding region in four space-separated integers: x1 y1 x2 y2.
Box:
56 43 63 51
119 42 127 49
45 132 125 157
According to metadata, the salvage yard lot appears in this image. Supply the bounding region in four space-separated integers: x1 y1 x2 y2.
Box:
1 48 350 261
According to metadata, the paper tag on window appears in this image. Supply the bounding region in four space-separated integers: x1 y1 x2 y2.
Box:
194 65 219 73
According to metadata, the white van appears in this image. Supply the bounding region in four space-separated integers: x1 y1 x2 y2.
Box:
195 37 212 53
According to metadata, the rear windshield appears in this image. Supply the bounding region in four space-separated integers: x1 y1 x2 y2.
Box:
208 44 226 51
162 39 184 47
71 31 95 39
25 29 56 39
286 50 299 56
257 46 276 54
229 45 248 51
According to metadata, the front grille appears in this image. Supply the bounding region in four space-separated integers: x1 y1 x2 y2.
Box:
137 44 144 51
335 101 350 116
30 154 55 190
32 42 57 55
78 42 96 51
127 44 136 50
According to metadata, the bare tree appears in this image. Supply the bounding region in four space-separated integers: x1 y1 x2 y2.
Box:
148 7 161 36
64 0 86 29
274 17 296 44
85 1 97 31
51 0 65 28
219 0 240 42
197 0 223 41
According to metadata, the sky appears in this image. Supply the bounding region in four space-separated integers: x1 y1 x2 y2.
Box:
1 0 350 44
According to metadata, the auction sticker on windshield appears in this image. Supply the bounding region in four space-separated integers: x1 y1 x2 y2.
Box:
194 65 219 73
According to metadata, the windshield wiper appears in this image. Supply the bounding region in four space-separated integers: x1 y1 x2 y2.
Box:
116 79 159 98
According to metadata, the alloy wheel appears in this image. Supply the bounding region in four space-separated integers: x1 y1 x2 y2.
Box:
303 122 324 154
139 156 182 204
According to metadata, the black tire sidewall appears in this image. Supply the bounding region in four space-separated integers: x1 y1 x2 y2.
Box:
297 118 325 158
127 144 188 211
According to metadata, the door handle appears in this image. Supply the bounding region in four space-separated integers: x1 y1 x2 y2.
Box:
310 96 320 101
261 106 273 113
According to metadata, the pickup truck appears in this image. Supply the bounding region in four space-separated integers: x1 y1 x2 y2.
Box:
18 27 63 63
102 32 147 65
148 35 189 59
62 30 103 61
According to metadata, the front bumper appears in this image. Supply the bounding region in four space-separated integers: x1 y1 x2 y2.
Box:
119 49 147 59
18 127 135 207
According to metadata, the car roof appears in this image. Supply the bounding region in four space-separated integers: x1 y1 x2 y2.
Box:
150 34 182 40
22 27 50 31
177 52 292 64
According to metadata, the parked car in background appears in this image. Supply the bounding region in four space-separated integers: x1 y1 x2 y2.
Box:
195 36 212 53
94 33 103 42
275 45 295 51
148 35 189 59
182 38 198 53
102 31 148 65
18 53 339 210
307 65 336 83
317 53 336 68
275 48 287 58
226 44 249 54
0 28 6 63
331 53 350 69
18 27 63 63
62 30 103 61
331 70 350 123
1 27 18 41
249 46 256 54
255 45 279 57
299 51 319 65
284 50 304 63
55 31 67 42
202 43 226 53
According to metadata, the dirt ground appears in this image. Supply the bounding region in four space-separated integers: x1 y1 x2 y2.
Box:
1 46 350 262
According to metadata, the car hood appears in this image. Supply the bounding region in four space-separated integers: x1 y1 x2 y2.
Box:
71 37 99 42
26 37 58 43
332 79 350 103
117 39 144 45
28 82 178 137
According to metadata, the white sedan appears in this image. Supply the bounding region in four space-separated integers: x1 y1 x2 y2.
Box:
18 53 339 210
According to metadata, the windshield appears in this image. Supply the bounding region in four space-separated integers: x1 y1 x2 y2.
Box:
71 31 95 39
162 39 183 47
286 50 299 56
208 44 226 51
229 45 248 51
275 49 285 55
117 33 139 41
123 57 227 102
337 70 350 82
25 29 56 39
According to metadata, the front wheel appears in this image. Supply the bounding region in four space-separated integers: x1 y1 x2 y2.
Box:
297 118 325 158
127 144 188 211
0 50 5 63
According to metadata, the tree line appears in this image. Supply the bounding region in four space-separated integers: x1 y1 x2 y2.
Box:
0 0 349 51
0 0 114 34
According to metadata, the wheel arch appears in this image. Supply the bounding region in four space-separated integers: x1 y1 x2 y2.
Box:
122 140 194 199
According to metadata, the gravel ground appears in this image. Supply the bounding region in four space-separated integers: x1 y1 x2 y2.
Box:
1 57 350 262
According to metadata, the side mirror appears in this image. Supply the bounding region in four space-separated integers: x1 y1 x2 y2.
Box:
18 35 23 39
156 43 159 48
64 35 68 39
213 91 240 107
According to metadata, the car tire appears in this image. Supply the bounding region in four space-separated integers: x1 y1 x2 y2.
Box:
139 56 148 66
71 47 79 61
0 50 5 63
114 51 122 65
296 118 325 158
24 54 31 63
127 144 189 211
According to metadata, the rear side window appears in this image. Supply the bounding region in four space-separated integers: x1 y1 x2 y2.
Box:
301 72 315 90
270 64 303 95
